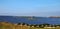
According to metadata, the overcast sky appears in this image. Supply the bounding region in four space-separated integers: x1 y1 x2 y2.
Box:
0 0 60 17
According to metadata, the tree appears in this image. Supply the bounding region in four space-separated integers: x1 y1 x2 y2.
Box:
17 23 21 25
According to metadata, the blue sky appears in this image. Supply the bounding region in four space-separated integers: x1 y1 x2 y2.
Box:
0 0 60 17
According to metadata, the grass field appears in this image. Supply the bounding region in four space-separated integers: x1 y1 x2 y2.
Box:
0 26 60 29
30 27 60 29
0 22 60 29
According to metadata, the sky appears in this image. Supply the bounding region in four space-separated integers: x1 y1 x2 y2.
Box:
0 0 60 17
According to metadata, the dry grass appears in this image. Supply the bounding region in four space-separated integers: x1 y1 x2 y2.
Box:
0 22 60 29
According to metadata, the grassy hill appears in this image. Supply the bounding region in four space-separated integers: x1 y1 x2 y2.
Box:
0 22 60 29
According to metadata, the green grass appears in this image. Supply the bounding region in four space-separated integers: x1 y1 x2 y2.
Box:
0 25 3 29
0 26 60 29
30 27 60 29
